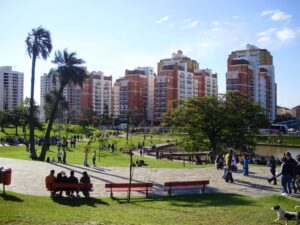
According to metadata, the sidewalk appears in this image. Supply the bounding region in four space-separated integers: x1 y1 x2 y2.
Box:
0 157 284 198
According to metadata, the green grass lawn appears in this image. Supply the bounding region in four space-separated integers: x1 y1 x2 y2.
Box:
0 192 297 225
0 134 203 168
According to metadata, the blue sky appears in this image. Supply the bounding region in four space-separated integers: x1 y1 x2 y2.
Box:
0 0 299 108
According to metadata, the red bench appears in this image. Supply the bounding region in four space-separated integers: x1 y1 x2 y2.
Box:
164 180 209 196
105 182 153 198
46 183 93 196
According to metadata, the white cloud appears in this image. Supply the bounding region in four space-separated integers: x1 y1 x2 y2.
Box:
232 16 240 20
212 21 220 27
256 27 300 44
185 20 199 28
168 22 176 27
156 16 169 24
258 36 271 43
261 10 277 16
211 27 222 32
276 28 299 41
181 18 191 24
261 9 291 21
257 27 277 37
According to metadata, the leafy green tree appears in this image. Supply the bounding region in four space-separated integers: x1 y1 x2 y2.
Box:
164 93 269 162
0 110 10 133
40 49 87 161
9 99 43 139
25 26 52 159
83 108 96 127
43 89 68 123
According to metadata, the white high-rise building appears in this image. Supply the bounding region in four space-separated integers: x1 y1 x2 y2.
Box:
136 66 155 124
81 71 112 116
40 71 83 123
0 66 24 111
112 79 121 119
227 44 276 121
40 72 59 122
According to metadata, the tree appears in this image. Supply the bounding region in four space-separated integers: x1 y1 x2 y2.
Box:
43 89 68 123
9 99 43 139
25 26 52 159
164 93 269 162
0 110 10 133
40 49 87 161
83 108 96 127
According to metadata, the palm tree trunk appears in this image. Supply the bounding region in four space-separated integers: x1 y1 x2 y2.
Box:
29 55 37 160
40 86 64 161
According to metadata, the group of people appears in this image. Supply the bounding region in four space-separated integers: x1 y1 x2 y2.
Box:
217 149 300 196
45 170 91 198
216 150 250 183
268 152 300 196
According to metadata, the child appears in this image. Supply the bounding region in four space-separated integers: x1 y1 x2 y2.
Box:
243 155 249 176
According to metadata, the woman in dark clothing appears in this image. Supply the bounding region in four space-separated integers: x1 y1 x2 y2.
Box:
80 171 91 198
267 156 277 185
56 171 67 197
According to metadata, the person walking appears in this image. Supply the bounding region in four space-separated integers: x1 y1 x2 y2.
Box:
286 152 298 193
276 157 291 196
224 150 234 183
62 149 67 164
243 155 249 176
296 155 300 192
267 156 277 185
57 149 62 163
84 146 89 167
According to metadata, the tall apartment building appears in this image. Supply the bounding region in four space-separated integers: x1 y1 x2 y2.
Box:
154 51 217 123
112 67 154 125
135 67 155 124
292 105 300 120
117 69 148 125
81 71 112 117
226 44 276 121
40 72 59 122
0 66 24 111
40 70 85 123
111 78 122 119
194 69 218 97
63 83 82 122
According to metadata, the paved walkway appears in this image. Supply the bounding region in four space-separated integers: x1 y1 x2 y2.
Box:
0 157 285 198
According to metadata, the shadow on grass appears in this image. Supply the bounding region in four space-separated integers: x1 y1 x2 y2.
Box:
0 193 23 202
52 196 109 207
111 193 255 208
233 179 278 192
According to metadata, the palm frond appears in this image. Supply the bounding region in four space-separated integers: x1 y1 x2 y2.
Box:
25 26 52 60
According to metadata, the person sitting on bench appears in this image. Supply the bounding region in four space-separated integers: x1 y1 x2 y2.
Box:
45 170 56 198
80 171 91 198
67 170 80 197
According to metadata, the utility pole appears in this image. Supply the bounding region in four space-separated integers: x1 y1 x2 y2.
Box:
128 145 133 203
126 113 129 144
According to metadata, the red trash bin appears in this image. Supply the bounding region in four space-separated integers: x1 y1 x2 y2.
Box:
3 168 12 185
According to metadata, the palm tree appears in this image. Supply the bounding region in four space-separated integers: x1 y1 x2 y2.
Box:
25 26 52 159
40 49 87 161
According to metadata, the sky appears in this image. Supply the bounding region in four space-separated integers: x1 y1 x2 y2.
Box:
0 0 300 108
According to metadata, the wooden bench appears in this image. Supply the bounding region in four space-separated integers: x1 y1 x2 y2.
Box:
105 182 153 198
46 183 93 197
164 180 209 196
